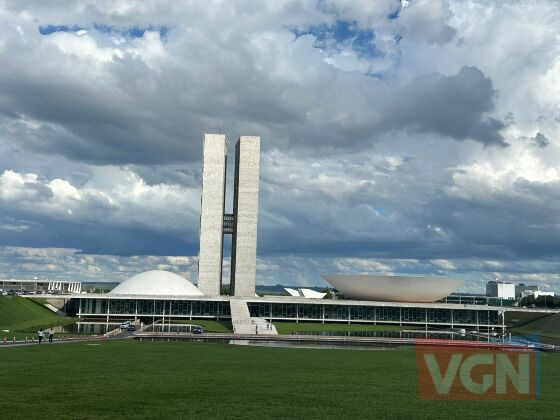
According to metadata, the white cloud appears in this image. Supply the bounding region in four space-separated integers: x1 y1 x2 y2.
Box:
0 168 201 235
446 144 560 202
430 259 456 270
0 0 558 288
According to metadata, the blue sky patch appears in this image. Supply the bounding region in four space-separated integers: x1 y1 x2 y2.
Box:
39 23 169 40
39 25 85 35
293 20 380 58
387 6 401 20
93 23 169 39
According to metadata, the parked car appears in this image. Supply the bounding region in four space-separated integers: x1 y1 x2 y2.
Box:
126 325 135 331
193 326 205 334
120 321 132 329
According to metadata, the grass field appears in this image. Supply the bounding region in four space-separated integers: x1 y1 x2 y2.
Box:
1 339 559 419
273 321 416 334
511 313 560 340
505 311 551 328
0 296 76 339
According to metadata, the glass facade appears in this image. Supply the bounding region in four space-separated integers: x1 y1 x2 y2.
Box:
247 302 501 326
78 298 501 327
437 295 517 307
79 299 230 318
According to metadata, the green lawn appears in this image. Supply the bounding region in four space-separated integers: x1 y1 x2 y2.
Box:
510 313 560 340
1 340 559 419
505 311 551 328
0 296 76 338
273 321 418 334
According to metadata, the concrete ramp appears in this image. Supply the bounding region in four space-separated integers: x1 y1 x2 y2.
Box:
229 299 255 334
229 299 278 335
44 303 66 317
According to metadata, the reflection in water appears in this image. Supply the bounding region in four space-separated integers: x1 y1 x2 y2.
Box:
76 323 120 335
229 339 398 351
292 330 484 340
143 324 201 334
51 324 79 334
72 323 545 350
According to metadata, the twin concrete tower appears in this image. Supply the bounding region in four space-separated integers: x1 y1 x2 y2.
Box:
198 134 260 297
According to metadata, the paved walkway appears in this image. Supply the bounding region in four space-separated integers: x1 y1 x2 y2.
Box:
251 317 278 335
0 336 103 348
0 329 135 348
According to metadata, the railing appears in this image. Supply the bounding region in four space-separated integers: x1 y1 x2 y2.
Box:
141 322 203 335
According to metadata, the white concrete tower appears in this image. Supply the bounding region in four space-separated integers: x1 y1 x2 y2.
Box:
198 133 227 296
231 136 260 297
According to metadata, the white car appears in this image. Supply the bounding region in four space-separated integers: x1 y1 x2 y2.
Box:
120 321 132 329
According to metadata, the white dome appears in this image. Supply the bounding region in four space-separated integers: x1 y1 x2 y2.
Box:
110 270 204 296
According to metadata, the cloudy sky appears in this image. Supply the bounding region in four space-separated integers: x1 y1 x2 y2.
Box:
1 0 559 293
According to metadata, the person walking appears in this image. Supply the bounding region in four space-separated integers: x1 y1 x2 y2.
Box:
48 328 54 343
37 328 44 344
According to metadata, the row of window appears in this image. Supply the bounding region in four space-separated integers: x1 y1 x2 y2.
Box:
79 299 231 317
438 296 517 307
248 303 500 325
79 299 500 326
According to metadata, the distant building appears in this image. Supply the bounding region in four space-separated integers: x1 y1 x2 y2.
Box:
486 281 515 299
524 290 555 299
284 288 327 299
515 283 539 298
0 279 81 294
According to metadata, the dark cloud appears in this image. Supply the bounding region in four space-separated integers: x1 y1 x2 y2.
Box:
533 132 550 148
0 1 558 292
0 19 507 169
382 66 507 146
0 212 198 256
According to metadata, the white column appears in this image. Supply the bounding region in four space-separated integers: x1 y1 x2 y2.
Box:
230 136 261 297
198 133 227 296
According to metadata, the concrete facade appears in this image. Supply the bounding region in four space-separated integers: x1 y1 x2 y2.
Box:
0 279 81 293
486 281 516 299
231 136 260 297
197 134 227 296
515 283 539 298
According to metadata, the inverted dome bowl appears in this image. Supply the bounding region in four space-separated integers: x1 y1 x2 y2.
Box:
321 275 463 303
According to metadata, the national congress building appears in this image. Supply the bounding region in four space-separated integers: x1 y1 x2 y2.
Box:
73 133 536 335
